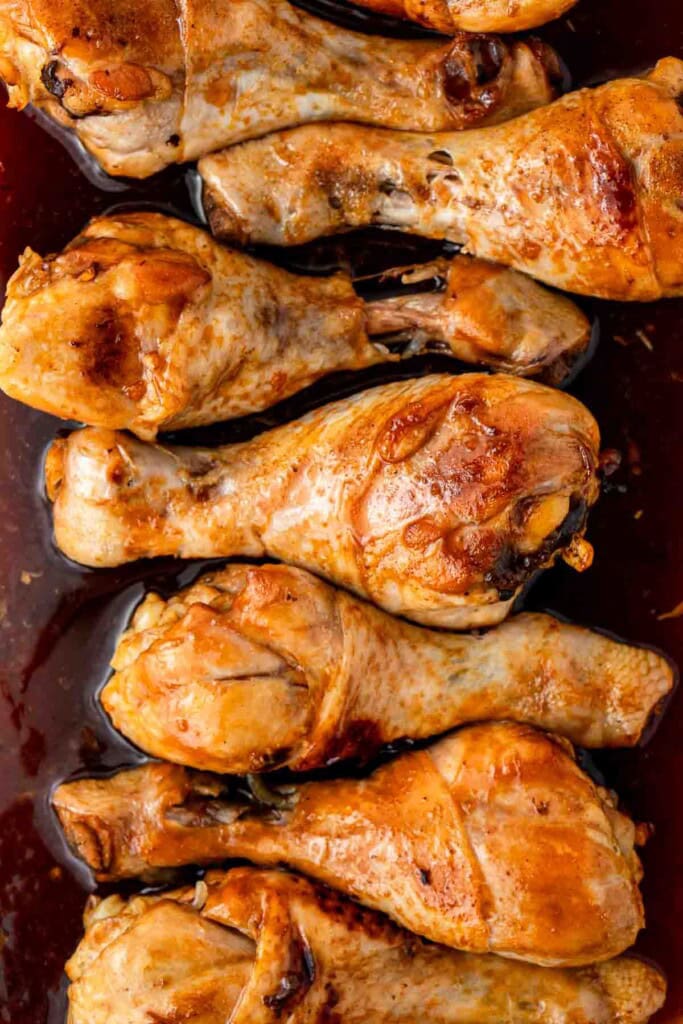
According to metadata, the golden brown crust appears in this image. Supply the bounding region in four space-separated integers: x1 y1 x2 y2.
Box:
0 214 591 438
65 866 666 1024
21 0 181 67
200 60 683 300
101 562 674 774
349 0 577 33
45 374 600 627
0 1 559 176
54 722 645 966
0 212 375 438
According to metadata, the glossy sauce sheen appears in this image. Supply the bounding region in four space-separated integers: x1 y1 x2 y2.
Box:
0 1 682 1021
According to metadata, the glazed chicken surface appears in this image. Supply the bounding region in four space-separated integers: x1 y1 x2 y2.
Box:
54 721 645 966
201 58 683 300
349 0 577 33
103 562 674 774
66 866 666 1024
45 374 600 628
0 0 560 178
0 213 591 439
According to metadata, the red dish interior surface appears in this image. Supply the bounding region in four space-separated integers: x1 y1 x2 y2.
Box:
0 1 682 1021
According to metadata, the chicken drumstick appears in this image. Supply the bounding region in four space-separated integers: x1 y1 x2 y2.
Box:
66 867 666 1024
348 0 577 34
54 721 646 966
0 0 559 177
0 213 591 439
103 562 673 773
201 59 683 300
45 374 600 628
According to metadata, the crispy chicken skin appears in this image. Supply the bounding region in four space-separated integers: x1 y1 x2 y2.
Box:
45 374 600 628
0 214 590 439
201 58 683 301
66 867 666 1024
349 0 577 34
103 563 674 773
54 721 646 966
0 1 560 178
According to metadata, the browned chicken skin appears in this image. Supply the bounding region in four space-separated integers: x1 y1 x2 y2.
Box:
45 374 600 628
0 0 560 178
54 721 646 966
348 0 577 34
103 562 674 774
0 213 591 439
201 59 683 301
66 867 666 1024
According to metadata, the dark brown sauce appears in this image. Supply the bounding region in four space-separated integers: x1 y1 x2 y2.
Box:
0 2 682 1021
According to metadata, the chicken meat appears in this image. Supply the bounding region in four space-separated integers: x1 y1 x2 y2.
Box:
0 0 560 177
45 374 600 628
0 213 591 439
103 562 673 774
347 0 577 34
54 721 646 966
65 866 666 1024
201 58 683 300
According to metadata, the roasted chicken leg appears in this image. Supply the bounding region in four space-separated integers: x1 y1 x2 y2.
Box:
0 213 591 439
54 721 646 965
0 1 559 178
201 58 683 301
66 866 666 1024
348 0 577 34
45 374 600 628
104 562 673 774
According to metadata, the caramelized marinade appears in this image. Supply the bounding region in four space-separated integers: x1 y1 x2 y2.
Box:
0 1 682 1021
